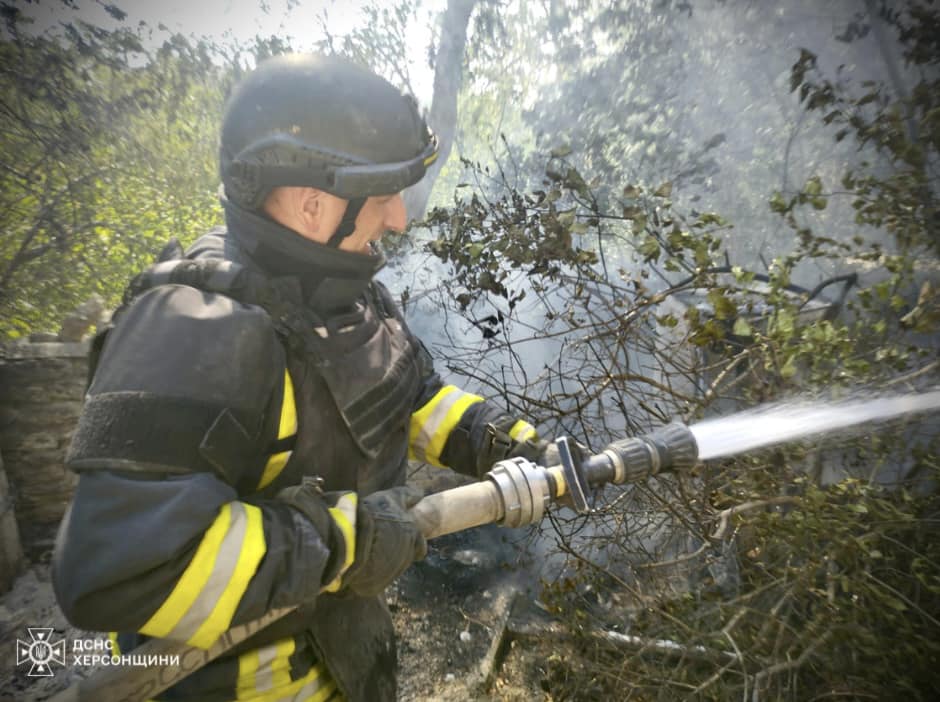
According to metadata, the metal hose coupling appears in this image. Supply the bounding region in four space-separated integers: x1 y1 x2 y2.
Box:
603 422 699 484
487 457 554 528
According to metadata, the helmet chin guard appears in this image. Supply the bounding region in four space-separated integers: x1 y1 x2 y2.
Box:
326 197 367 248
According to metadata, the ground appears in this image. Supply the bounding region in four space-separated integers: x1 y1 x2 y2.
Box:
0 468 564 701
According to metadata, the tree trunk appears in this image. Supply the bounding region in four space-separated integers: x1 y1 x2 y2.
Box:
403 0 477 221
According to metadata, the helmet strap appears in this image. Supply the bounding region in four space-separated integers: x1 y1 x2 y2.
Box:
327 197 367 248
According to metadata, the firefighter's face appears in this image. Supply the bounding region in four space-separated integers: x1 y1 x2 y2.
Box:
332 192 408 255
264 187 407 256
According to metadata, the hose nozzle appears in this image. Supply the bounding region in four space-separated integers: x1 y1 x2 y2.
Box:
603 422 698 484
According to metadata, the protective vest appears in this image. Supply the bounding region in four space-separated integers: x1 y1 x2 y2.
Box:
80 244 421 467
66 233 428 702
59 223 538 702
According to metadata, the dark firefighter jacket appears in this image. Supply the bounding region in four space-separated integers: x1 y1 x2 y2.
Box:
52 203 539 702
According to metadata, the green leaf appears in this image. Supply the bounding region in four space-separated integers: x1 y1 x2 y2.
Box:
774 309 795 336
694 244 711 268
550 144 572 158
622 205 643 219
657 314 679 328
804 175 823 196
732 266 756 284
707 289 736 320
666 229 688 250
632 213 648 234
732 317 753 337
769 191 789 214
639 236 660 261
653 181 673 198
695 212 726 226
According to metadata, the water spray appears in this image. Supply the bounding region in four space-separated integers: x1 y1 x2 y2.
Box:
51 389 940 702
689 389 940 460
415 389 940 535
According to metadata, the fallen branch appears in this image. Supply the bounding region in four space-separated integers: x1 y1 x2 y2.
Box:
508 618 737 664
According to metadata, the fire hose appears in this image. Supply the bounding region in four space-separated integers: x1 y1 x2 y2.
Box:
49 423 698 702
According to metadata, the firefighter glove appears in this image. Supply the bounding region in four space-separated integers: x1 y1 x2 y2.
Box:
340 485 427 597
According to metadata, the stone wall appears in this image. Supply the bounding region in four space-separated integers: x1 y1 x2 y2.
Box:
0 449 25 591
0 342 87 567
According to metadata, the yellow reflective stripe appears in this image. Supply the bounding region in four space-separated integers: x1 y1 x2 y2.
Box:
108 632 121 656
189 503 266 649
258 371 297 490
323 493 358 593
278 371 297 439
423 151 439 167
509 420 538 444
140 504 232 639
548 465 567 497
271 638 295 692
258 451 292 490
409 385 458 459
237 647 262 698
409 385 483 467
426 391 484 466
140 502 267 650
236 661 333 702
237 637 296 698
305 679 338 702
291 669 336 702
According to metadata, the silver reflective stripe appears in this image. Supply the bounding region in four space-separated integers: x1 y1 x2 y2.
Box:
413 389 463 461
166 502 250 642
277 666 331 702
254 642 278 692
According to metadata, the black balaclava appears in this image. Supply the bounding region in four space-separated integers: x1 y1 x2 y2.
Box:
222 194 385 314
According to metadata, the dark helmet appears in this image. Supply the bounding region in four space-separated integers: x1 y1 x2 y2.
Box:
220 53 438 232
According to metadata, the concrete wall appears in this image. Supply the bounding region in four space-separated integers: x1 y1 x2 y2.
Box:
0 342 86 571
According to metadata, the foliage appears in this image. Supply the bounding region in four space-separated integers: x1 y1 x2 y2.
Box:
539 462 940 701
0 15 231 338
410 4 939 699
524 0 718 200
313 0 421 95
786 1 939 255
419 157 939 701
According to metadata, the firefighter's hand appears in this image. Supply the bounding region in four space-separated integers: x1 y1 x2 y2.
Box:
535 438 589 469
341 486 427 597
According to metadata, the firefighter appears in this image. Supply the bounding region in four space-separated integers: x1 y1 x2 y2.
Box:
52 54 541 702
